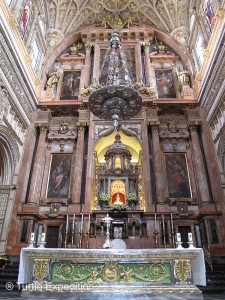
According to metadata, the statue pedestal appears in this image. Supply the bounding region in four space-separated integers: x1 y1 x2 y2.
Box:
18 248 205 299
182 85 194 99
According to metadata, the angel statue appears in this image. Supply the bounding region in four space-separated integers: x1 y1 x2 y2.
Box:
176 65 190 86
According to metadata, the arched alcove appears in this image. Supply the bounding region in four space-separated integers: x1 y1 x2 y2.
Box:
0 127 20 185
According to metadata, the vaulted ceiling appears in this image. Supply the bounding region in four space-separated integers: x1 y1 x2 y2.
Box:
43 0 191 44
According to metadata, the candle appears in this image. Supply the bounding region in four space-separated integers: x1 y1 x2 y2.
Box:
176 233 181 242
88 214 91 233
170 213 174 230
162 214 165 231
81 214 84 233
188 232 193 242
66 215 69 232
154 214 157 230
72 214 75 231
30 232 35 242
41 233 46 242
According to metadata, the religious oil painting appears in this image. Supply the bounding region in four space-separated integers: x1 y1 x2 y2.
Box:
60 71 81 100
165 153 191 198
155 69 176 98
99 46 136 85
47 154 71 199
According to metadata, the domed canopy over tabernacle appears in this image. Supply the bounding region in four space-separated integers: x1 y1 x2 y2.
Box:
105 134 131 159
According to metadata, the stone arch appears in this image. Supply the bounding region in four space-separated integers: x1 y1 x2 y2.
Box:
0 126 20 185
39 25 196 98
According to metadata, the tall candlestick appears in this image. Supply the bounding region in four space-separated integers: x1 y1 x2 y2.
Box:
65 214 69 248
72 214 75 231
88 214 91 233
154 214 157 230
79 214 84 249
170 213 174 230
176 233 181 242
66 215 69 232
81 214 84 233
162 214 165 231
188 232 193 242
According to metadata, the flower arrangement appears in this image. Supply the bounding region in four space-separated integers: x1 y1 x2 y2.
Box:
99 193 110 202
127 193 138 203
109 203 126 212
98 193 110 209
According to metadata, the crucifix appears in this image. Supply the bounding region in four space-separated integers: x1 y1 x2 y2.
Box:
102 213 113 249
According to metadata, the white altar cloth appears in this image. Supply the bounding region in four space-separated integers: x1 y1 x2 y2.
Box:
18 247 206 286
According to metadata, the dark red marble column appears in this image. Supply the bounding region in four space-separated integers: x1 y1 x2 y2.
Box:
71 124 85 203
142 113 152 211
27 124 48 204
6 114 37 253
189 124 211 203
151 123 165 203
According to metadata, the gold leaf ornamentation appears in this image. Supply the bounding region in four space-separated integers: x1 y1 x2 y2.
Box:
33 259 49 282
175 259 190 283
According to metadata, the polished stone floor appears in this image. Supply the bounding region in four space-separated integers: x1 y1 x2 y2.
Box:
0 291 225 300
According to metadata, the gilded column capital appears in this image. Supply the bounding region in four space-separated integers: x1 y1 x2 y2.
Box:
188 121 202 132
35 123 49 133
148 122 160 133
140 42 150 50
85 43 94 51
76 123 87 133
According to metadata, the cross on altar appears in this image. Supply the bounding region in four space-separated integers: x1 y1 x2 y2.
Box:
102 214 113 249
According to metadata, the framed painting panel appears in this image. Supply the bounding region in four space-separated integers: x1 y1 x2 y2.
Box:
165 153 191 198
60 71 81 100
155 69 176 98
46 154 71 199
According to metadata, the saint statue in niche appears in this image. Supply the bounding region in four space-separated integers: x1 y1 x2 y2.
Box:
176 65 190 86
113 192 124 205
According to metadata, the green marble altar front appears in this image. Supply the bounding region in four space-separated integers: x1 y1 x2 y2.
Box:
51 261 171 284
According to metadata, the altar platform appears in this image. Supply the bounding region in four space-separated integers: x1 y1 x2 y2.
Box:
18 248 205 299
